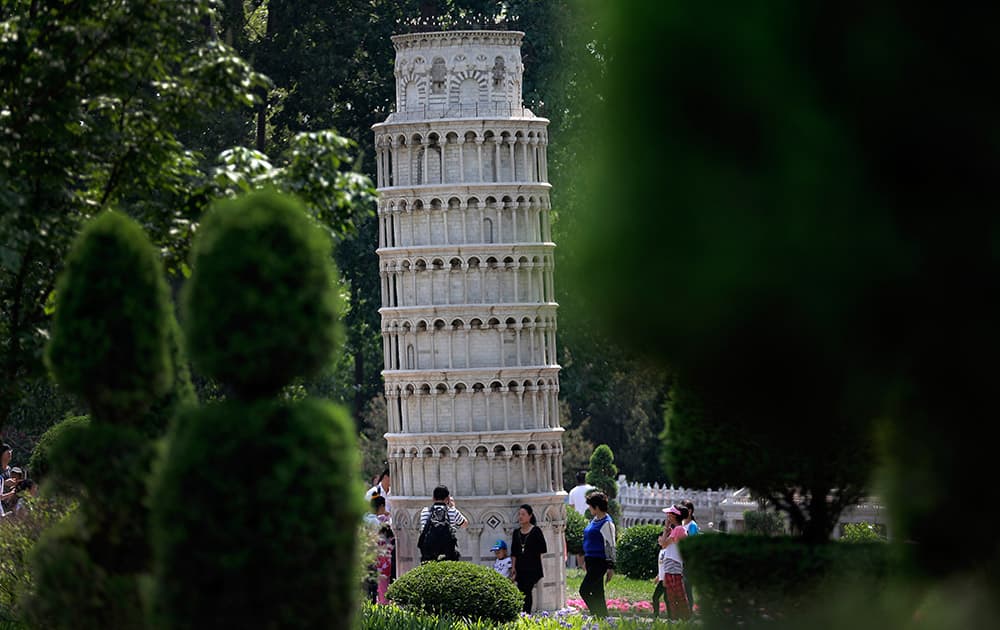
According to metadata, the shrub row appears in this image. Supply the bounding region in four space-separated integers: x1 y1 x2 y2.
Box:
682 534 892 624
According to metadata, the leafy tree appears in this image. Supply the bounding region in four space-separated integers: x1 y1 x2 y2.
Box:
0 0 262 432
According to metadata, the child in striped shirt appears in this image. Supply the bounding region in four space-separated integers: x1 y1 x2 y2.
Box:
652 505 691 620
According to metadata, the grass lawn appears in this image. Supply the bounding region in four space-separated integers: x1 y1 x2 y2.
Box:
563 568 657 604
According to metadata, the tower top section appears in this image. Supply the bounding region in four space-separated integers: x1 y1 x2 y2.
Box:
388 30 532 122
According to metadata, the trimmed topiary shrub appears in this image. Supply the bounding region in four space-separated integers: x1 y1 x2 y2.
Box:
150 399 360 627
682 534 892 625
25 211 175 629
151 190 362 628
386 561 524 623
617 524 663 580
44 211 173 423
27 414 90 484
181 190 344 398
586 444 622 523
566 505 587 555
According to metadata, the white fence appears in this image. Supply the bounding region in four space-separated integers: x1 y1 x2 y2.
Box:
617 476 890 539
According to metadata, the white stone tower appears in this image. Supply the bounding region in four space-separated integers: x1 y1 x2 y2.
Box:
372 29 565 610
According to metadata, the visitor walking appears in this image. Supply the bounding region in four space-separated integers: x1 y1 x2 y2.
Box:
511 504 547 613
681 499 699 610
579 492 616 617
658 505 691 620
567 470 595 516
417 485 467 562
567 470 595 568
651 529 670 620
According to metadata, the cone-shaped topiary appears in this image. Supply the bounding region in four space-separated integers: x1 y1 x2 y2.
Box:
45 211 173 423
587 444 619 499
150 399 362 627
151 190 362 628
181 190 344 398
26 211 177 628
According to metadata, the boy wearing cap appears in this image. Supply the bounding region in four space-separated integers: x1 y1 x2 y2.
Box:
491 539 513 579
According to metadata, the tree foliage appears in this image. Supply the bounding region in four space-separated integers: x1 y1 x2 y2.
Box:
0 0 261 431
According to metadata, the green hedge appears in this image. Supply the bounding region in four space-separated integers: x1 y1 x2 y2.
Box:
181 190 344 398
386 561 523 623
565 505 587 555
0 498 75 617
682 534 892 624
149 399 362 628
617 524 662 580
27 415 90 485
45 211 172 422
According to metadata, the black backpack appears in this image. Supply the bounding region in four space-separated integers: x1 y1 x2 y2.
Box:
418 504 459 561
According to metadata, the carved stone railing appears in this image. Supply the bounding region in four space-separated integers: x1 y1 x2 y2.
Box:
386 102 534 122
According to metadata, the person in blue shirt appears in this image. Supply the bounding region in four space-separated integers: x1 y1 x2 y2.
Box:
580 492 616 617
681 499 699 610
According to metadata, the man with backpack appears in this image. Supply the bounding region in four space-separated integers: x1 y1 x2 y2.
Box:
418 485 468 562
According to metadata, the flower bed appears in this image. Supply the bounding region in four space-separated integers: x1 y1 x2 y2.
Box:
565 598 667 615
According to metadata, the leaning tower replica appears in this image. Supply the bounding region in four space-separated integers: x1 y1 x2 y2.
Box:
373 29 565 609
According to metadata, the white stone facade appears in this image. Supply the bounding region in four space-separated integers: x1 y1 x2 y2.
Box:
373 30 566 610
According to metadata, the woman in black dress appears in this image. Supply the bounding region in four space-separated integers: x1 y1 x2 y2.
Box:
510 503 547 613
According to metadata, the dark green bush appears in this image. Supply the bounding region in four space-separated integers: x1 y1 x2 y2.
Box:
565 505 587 555
682 534 892 626
181 190 344 398
45 211 173 422
47 423 154 572
27 414 90 484
24 512 145 630
386 561 523 623
744 510 786 536
0 498 76 616
149 398 363 628
617 524 663 579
